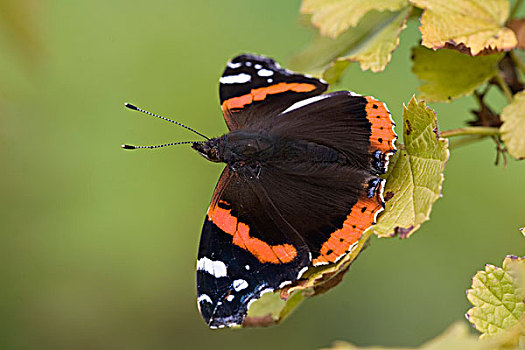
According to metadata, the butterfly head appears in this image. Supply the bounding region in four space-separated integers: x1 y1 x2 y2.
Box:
192 138 223 163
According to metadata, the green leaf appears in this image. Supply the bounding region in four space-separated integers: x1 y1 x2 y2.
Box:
301 0 408 38
411 46 502 103
372 97 449 238
321 322 496 350
409 0 517 55
243 230 375 327
466 256 525 339
501 91 525 160
323 59 351 85
243 290 304 327
341 7 409 73
292 9 408 77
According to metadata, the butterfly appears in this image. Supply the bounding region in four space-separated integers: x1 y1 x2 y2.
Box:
192 54 396 328
123 53 396 329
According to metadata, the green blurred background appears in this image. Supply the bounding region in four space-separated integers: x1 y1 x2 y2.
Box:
1 1 523 349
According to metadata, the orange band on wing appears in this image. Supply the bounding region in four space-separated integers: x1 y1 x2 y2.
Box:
364 96 396 154
208 204 297 264
222 83 317 111
312 194 383 265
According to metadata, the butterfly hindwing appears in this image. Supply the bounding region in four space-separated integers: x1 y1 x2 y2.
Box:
196 168 311 328
219 54 328 130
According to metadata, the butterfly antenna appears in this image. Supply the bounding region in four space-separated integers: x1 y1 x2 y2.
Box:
124 103 210 140
121 141 204 150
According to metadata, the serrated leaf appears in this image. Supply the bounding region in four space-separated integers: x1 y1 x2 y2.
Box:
372 97 449 238
501 91 525 160
244 230 374 327
411 46 502 102
503 256 525 298
466 256 525 339
321 322 495 350
342 7 409 73
410 0 517 55
301 0 408 38
292 9 408 77
317 8 410 82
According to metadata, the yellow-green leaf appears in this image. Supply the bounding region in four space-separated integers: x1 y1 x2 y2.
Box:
301 0 408 38
243 290 304 327
466 256 525 339
410 0 517 55
341 7 410 73
411 46 502 102
321 322 495 350
292 9 410 82
373 97 449 238
323 59 351 85
501 91 525 160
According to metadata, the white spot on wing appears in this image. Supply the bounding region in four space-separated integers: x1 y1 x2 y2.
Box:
267 78 273 83
257 69 274 77
245 265 250 270
254 64 262 69
197 294 213 304
279 281 292 288
280 94 329 115
197 257 228 278
220 73 251 84
226 295 234 302
245 61 252 67
297 266 309 278
227 62 242 69
232 279 249 292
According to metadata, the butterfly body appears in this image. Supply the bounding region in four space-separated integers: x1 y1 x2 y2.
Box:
192 54 396 329
193 131 352 175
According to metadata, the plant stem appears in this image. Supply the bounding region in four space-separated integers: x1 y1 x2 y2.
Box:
448 135 487 149
510 51 525 75
510 0 523 20
494 72 514 103
440 127 501 138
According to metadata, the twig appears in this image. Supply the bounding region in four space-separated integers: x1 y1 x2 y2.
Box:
448 135 488 149
494 72 514 103
492 136 508 167
440 127 501 138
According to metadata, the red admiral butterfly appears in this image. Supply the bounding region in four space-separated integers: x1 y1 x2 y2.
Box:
124 54 396 329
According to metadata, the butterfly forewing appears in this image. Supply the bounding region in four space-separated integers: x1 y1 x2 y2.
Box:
219 54 328 130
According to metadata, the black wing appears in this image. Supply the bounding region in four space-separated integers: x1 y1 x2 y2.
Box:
219 54 328 130
196 167 311 328
263 91 396 264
